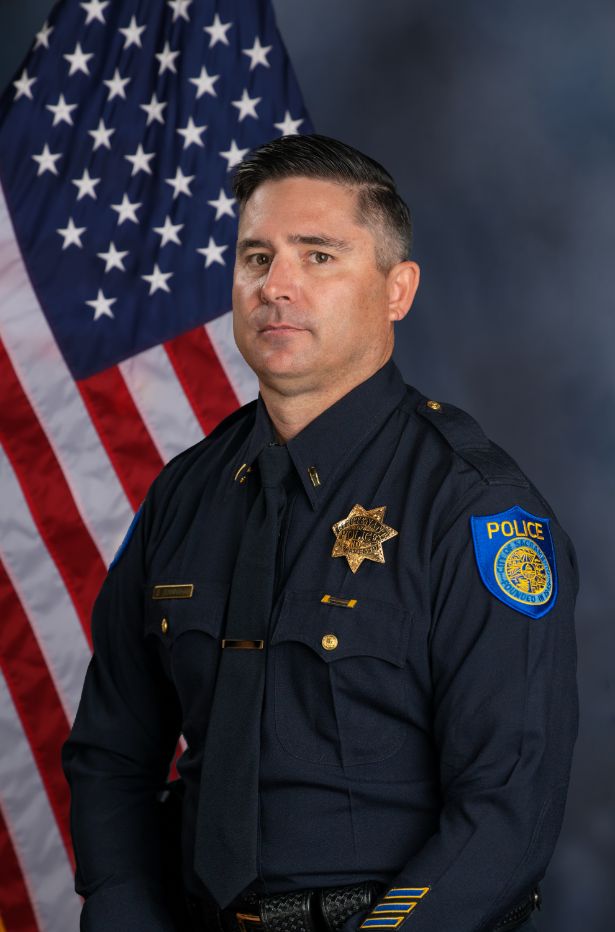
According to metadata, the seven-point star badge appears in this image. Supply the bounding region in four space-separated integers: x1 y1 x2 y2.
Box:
331 504 398 574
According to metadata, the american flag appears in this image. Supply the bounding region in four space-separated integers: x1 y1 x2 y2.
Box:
0 1 311 928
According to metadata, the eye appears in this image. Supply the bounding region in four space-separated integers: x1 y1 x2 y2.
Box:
310 251 332 264
246 253 271 267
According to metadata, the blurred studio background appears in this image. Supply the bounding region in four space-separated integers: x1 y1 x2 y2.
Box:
0 1 612 930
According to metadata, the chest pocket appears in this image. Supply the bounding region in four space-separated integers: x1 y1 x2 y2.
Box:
144 581 228 737
271 589 410 767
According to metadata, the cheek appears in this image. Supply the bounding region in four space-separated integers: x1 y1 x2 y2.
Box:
232 276 260 318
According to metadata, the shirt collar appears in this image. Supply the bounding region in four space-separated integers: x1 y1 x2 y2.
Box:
236 359 407 509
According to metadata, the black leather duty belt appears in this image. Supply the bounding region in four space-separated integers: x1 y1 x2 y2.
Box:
186 882 382 932
186 882 541 932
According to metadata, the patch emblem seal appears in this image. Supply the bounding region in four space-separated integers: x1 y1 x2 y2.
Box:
470 505 558 618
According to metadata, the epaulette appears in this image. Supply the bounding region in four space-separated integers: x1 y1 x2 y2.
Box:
416 395 529 487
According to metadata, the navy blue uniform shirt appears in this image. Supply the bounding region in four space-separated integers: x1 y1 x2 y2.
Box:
62 360 578 932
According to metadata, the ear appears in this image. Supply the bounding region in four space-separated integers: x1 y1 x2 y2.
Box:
386 261 420 322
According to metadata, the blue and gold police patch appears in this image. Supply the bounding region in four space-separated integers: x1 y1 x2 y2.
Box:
470 506 557 618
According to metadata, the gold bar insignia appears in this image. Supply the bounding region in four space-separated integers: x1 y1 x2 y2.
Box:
321 594 358 608
152 584 194 600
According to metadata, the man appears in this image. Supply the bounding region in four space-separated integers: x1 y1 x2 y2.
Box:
63 135 578 932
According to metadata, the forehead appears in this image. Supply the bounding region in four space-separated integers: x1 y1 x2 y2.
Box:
238 176 364 234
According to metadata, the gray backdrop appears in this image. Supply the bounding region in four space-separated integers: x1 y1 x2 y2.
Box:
1 1 613 930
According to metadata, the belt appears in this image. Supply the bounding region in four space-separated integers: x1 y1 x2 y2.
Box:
186 882 541 932
186 882 382 932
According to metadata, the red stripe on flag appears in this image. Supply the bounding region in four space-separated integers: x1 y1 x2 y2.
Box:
0 805 39 932
0 563 74 866
0 341 105 639
165 327 240 434
78 366 164 510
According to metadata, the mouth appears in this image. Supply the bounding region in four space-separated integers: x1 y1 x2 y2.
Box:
259 323 306 334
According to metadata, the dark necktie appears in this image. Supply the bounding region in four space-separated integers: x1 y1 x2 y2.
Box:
194 442 292 907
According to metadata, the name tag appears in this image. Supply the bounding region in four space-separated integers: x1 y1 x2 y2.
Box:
152 584 194 600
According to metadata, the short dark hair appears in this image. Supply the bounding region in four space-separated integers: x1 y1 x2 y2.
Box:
232 134 412 271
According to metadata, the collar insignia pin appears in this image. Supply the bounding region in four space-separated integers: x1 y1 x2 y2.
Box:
331 504 398 574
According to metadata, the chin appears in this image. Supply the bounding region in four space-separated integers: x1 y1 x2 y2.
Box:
248 344 305 374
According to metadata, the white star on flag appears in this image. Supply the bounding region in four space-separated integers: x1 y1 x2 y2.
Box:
153 216 184 246
197 237 228 267
232 89 261 122
85 288 116 320
204 13 232 48
34 21 53 49
189 66 219 98
46 94 78 127
14 69 37 100
72 168 100 201
64 42 94 76
177 118 207 149
242 37 272 70
165 167 194 199
97 242 129 272
119 16 146 50
167 0 192 22
80 0 109 26
140 93 167 126
104 69 130 101
156 41 179 75
207 188 236 220
88 118 114 150
111 194 141 224
32 144 62 176
142 264 173 295
220 139 249 171
125 144 155 176
57 218 86 249
274 111 305 136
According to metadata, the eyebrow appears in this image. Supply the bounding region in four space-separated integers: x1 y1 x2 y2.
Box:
236 234 353 253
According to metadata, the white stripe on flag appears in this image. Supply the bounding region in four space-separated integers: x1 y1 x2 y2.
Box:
0 671 81 932
0 445 91 723
0 187 133 565
205 312 259 406
119 343 204 463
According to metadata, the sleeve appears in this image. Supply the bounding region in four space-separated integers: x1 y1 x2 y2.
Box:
61 488 182 932
358 483 578 932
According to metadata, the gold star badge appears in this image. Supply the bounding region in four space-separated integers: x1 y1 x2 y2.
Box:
331 504 398 574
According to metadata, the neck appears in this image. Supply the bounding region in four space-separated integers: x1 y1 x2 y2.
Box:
259 357 392 444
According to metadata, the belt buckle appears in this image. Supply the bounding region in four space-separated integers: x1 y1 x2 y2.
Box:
236 912 262 932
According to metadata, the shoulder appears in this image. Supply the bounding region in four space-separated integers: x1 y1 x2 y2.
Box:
409 391 530 489
140 400 257 535
109 401 257 570
400 386 569 544
155 400 257 491
405 392 578 613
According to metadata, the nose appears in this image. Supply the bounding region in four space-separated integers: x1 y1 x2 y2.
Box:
260 255 297 304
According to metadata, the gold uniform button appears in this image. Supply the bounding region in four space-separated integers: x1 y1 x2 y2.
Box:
426 399 442 411
322 634 338 651
161 617 169 635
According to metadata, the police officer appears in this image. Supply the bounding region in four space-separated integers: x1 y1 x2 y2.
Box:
63 135 578 932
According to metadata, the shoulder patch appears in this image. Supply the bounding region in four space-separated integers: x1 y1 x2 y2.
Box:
109 506 142 571
470 506 558 618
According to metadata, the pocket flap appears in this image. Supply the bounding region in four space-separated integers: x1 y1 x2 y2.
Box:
271 589 409 666
144 580 228 646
